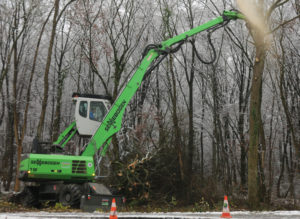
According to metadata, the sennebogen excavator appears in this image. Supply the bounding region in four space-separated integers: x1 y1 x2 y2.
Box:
18 10 244 211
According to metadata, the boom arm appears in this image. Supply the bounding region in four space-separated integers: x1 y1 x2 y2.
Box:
53 121 77 148
81 11 244 156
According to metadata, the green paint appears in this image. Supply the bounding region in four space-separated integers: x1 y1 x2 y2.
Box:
20 154 95 182
53 121 77 148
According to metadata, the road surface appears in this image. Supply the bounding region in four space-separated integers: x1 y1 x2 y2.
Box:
1 211 300 218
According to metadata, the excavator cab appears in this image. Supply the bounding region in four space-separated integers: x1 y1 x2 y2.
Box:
72 93 111 136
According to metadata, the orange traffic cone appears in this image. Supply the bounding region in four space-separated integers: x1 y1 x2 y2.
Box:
221 195 232 218
109 198 118 219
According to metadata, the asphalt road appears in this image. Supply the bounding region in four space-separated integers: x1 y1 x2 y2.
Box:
1 211 300 218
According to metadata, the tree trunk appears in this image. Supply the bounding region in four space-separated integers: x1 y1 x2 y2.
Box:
37 0 60 139
278 30 300 159
237 57 249 187
12 6 21 191
211 66 220 178
240 0 295 209
248 37 265 209
155 69 165 148
52 20 71 141
277 139 284 198
167 55 185 184
185 51 194 202
13 4 53 192
2 102 14 191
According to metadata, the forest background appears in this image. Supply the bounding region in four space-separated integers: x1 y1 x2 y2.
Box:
0 0 300 210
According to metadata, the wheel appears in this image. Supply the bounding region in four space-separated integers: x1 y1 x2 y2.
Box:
21 186 39 208
59 184 82 208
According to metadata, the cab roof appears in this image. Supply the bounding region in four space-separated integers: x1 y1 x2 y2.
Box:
72 92 112 101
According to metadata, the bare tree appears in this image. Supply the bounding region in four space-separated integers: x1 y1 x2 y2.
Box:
51 15 72 141
36 0 60 139
36 0 75 139
237 0 299 208
158 0 186 195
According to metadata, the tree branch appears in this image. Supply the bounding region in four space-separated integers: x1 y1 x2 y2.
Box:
56 0 76 22
270 14 300 33
266 0 289 20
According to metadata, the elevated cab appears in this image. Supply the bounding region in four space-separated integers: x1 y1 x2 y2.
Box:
72 93 111 136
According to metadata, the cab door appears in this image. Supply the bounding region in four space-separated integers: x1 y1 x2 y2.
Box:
74 98 108 136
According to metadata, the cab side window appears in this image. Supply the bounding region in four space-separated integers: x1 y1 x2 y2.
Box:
79 101 88 118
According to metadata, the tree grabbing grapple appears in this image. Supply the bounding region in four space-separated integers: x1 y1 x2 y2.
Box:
18 10 244 210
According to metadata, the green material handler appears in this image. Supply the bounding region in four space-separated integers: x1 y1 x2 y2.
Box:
18 10 244 210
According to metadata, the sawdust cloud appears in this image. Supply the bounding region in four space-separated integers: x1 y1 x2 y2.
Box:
236 0 269 37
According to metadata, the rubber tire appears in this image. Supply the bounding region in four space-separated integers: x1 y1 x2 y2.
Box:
21 187 39 208
59 184 82 208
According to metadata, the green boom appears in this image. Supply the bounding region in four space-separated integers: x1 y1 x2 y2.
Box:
81 10 244 156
